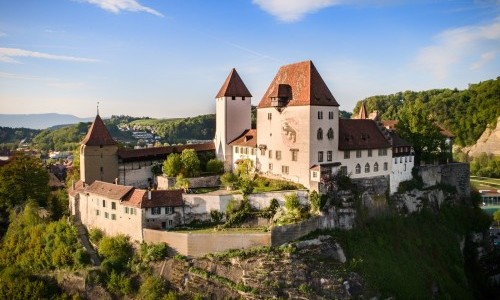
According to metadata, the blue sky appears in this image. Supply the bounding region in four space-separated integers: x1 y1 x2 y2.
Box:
0 0 499 119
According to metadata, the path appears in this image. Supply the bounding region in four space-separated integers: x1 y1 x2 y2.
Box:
75 220 101 266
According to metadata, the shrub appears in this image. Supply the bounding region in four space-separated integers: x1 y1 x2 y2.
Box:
98 235 133 273
107 271 133 296
138 275 170 300
206 159 224 174
285 193 300 211
89 228 104 245
140 242 169 262
220 172 238 190
174 174 189 190
309 190 321 213
210 210 224 223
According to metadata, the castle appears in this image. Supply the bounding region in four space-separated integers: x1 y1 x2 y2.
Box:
69 60 414 241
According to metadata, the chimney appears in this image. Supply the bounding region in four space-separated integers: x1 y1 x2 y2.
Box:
148 189 151 200
114 178 118 185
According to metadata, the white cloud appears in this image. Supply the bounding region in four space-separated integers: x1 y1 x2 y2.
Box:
79 0 163 17
252 0 340 22
0 47 99 63
415 18 500 79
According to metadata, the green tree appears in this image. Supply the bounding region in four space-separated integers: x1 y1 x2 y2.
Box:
0 154 49 219
163 153 182 177
396 99 443 165
174 174 189 191
220 172 238 190
98 234 133 273
206 158 224 174
138 275 171 300
180 149 200 177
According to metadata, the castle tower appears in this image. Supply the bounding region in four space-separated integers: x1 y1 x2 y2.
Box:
214 68 252 169
80 114 119 184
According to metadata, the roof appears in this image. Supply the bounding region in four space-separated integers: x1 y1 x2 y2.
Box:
258 60 339 108
381 120 398 130
358 102 368 119
436 124 455 138
215 68 252 98
228 129 257 147
86 180 134 200
81 115 117 146
68 180 85 197
338 119 391 150
123 189 184 208
389 131 412 147
117 142 215 162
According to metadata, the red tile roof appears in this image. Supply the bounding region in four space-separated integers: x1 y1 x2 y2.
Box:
228 129 257 147
258 60 339 108
68 180 85 197
215 68 252 98
123 189 184 208
381 120 398 130
339 119 391 150
81 115 117 146
86 180 134 200
117 142 215 162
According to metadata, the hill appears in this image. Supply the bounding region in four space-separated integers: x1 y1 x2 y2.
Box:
352 77 500 147
0 113 94 129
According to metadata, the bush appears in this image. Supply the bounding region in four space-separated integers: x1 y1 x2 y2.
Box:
89 228 104 245
98 235 133 273
220 172 238 190
174 174 189 190
107 271 133 296
309 190 321 213
163 153 182 177
206 159 224 174
140 242 169 262
285 193 300 211
210 210 224 223
138 275 170 300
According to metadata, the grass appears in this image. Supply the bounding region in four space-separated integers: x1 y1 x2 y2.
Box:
470 176 500 189
322 205 491 299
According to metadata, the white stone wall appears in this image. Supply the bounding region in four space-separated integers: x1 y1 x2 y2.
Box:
338 148 392 180
77 192 144 242
390 155 415 194
215 96 251 169
120 164 154 188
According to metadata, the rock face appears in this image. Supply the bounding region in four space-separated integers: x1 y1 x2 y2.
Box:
392 189 451 214
463 116 500 157
156 236 370 299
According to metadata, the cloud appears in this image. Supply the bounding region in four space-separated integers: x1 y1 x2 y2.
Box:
79 0 163 17
415 18 500 79
0 47 99 63
0 32 6 37
252 0 341 22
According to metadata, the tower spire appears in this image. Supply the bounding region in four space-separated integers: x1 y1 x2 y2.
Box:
97 101 100 116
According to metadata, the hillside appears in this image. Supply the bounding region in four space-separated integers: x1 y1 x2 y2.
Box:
463 116 500 157
0 113 94 129
353 77 500 147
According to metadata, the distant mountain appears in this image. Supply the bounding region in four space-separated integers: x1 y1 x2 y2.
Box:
0 113 94 129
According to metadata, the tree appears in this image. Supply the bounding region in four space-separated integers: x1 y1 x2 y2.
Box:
180 149 200 177
0 154 49 220
494 210 500 226
163 153 182 177
236 159 254 179
174 174 189 191
220 172 238 190
206 159 224 174
396 99 443 165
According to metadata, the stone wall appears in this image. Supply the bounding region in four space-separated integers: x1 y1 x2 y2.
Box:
143 229 271 257
418 163 470 198
157 175 220 189
351 175 389 196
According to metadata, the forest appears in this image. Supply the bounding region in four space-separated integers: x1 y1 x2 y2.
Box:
352 77 500 147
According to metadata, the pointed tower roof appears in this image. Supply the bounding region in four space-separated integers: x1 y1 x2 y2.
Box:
215 68 252 98
258 60 339 108
358 101 368 119
81 114 116 146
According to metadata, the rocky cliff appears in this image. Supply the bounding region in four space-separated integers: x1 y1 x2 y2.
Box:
463 116 500 157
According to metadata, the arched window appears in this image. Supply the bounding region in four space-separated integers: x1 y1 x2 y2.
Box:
317 128 323 140
327 128 334 140
365 163 370 173
355 163 361 174
374 162 379 172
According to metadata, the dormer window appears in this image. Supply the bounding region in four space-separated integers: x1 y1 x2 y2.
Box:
270 84 291 111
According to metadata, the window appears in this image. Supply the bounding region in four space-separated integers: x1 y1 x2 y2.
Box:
151 207 161 215
317 128 323 140
125 207 129 214
104 212 109 219
327 128 334 140
131 208 136 215
251 148 256 155
327 151 332 162
165 207 173 214
368 149 372 157
102 200 106 208
111 214 116 220
168 220 173 226
235 147 239 154
231 96 235 100
276 151 281 160
291 149 298 161
318 151 324 162
282 165 289 174
318 111 323 119
374 162 379 172
340 166 347 175
267 113 272 120
355 164 361 174
269 163 273 170
111 202 116 210
400 157 403 163
395 158 398 164
268 150 272 159
96 209 100 216
409 156 412 162
378 149 387 156
365 163 370 173
344 151 350 159
356 150 362 158
328 111 334 119
245 147 249 154
242 97 246 100
312 171 317 178
260 148 266 156
384 162 388 171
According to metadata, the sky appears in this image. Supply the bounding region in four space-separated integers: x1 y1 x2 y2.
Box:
0 0 499 119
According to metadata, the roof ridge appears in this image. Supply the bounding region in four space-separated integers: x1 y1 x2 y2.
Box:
215 68 252 98
81 115 117 146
